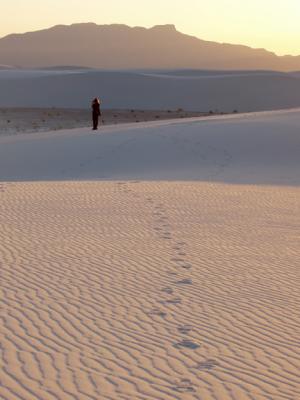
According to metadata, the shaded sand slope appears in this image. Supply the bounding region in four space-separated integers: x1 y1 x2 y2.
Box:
0 109 300 185
1 110 300 400
1 69 300 112
1 181 300 399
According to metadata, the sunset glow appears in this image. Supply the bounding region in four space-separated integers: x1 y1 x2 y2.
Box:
1 0 300 56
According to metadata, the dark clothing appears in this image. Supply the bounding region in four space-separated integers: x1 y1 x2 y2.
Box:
92 102 101 130
92 113 99 130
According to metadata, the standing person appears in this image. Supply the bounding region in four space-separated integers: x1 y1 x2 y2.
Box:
91 98 101 130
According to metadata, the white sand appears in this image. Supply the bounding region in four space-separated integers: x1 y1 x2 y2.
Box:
1 110 300 399
0 108 210 136
0 109 299 184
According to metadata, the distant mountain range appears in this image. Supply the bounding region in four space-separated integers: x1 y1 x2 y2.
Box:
0 23 299 71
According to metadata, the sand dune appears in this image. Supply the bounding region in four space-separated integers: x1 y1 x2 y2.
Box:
1 110 300 400
0 109 299 184
0 108 207 136
0 65 15 70
1 69 300 112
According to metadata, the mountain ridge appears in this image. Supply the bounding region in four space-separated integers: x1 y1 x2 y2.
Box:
0 23 299 71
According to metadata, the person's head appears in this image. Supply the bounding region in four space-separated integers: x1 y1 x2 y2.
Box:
93 97 100 104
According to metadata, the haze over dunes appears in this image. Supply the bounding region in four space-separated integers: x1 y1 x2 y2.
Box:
1 69 300 112
1 23 300 71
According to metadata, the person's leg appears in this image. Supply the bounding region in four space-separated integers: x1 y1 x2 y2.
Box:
93 114 97 130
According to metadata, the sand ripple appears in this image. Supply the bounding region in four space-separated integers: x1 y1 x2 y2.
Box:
1 181 300 399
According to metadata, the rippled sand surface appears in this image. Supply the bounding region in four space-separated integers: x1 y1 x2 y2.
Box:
1 110 300 399
1 181 299 400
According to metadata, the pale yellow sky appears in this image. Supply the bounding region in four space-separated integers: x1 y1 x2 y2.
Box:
1 0 300 56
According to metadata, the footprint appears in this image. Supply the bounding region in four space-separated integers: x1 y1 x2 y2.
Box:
171 258 185 263
161 287 174 294
195 359 219 370
174 340 200 350
178 264 192 270
172 378 196 393
148 308 167 318
175 278 192 285
178 325 194 334
159 297 182 305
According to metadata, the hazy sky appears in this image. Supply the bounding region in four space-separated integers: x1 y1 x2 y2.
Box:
1 0 299 56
